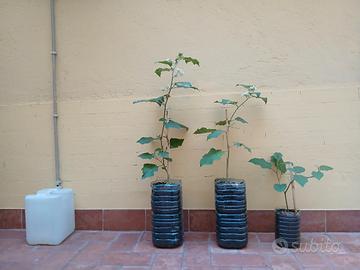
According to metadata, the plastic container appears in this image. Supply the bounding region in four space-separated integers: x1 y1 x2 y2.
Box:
25 188 75 245
215 178 248 249
275 209 300 248
151 180 183 248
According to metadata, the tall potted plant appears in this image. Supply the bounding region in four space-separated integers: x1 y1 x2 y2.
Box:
134 53 199 248
249 152 333 248
194 84 267 248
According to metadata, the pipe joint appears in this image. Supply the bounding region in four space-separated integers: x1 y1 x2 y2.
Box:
50 50 57 55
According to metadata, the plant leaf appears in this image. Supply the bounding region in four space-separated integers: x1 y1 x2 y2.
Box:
249 158 272 169
165 120 189 130
312 170 324 180
236 84 256 91
215 120 228 126
200 148 225 167
289 166 305 173
271 152 283 163
274 183 287 192
260 97 268 104
174 81 198 90
136 137 158 144
234 116 248 124
170 138 184 149
138 152 154 160
233 142 251 152
293 174 308 187
207 130 225 140
215 99 237 105
183 56 200 66
133 96 165 106
319 165 333 171
141 163 159 179
157 151 170 158
157 60 173 67
155 67 171 77
194 127 216 134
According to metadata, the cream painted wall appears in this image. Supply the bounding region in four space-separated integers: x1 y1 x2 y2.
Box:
0 0 360 209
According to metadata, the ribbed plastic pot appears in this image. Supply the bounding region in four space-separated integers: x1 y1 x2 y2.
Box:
151 180 183 248
275 209 300 249
215 178 248 249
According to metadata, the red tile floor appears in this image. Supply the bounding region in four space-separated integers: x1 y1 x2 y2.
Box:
1 230 360 270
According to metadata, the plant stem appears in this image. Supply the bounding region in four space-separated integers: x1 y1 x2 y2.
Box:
284 192 289 211
159 63 177 181
225 109 230 178
223 97 251 179
291 182 297 211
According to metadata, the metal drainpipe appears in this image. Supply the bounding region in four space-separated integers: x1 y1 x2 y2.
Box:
50 0 62 188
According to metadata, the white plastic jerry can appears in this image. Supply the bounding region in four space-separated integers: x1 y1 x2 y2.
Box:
25 188 75 245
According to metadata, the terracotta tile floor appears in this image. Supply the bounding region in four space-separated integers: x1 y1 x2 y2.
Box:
1 230 360 270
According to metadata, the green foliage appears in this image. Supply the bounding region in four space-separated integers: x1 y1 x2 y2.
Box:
274 183 287 192
134 53 199 180
137 137 158 144
133 96 165 106
207 130 225 140
234 116 248 124
195 84 267 178
249 158 272 169
249 151 333 211
141 163 159 179
194 127 216 134
215 99 237 105
174 82 198 90
164 119 189 130
170 138 184 149
200 148 225 166
233 142 251 153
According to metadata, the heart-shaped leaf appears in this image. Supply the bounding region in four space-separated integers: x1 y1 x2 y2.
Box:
170 138 184 149
141 163 159 179
289 166 305 174
155 67 171 77
174 82 198 90
133 96 165 106
274 183 287 192
138 152 154 160
194 127 216 134
215 120 228 126
233 142 252 152
137 137 158 144
312 170 324 180
200 148 225 167
207 130 225 140
215 99 237 105
234 117 248 124
249 158 272 169
165 120 189 130
319 165 333 171
293 174 308 187
157 60 173 67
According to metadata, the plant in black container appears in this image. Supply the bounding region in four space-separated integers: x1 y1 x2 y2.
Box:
194 84 267 248
134 53 199 248
249 152 333 248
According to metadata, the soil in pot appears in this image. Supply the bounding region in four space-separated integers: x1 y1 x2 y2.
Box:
215 178 248 249
275 208 300 249
151 180 183 248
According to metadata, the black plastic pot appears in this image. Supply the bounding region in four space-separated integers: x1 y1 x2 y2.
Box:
215 178 248 249
275 209 300 249
151 180 183 248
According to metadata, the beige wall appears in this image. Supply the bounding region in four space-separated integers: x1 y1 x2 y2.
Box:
1 0 360 210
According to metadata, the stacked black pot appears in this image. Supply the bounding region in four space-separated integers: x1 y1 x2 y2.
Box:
215 178 248 249
275 209 300 249
151 180 183 248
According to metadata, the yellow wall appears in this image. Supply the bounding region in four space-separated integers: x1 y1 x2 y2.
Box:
1 0 360 210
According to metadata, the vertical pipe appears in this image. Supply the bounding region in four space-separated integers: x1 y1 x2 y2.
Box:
50 0 62 188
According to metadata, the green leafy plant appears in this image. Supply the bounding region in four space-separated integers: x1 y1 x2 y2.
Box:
194 84 267 178
134 53 199 180
249 152 333 211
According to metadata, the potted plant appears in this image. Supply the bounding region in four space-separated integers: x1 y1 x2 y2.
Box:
249 152 333 248
134 53 199 248
194 84 267 248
